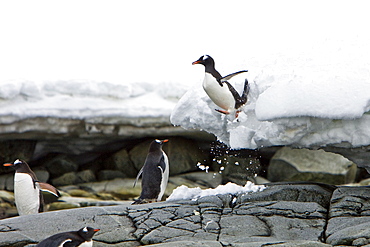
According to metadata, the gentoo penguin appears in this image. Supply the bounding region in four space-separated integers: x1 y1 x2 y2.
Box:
192 55 249 117
3 159 60 216
132 139 169 204
36 226 100 247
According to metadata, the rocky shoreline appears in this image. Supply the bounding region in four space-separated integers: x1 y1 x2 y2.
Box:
2 182 370 247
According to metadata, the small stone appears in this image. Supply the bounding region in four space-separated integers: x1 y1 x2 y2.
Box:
44 155 79 177
353 237 369 246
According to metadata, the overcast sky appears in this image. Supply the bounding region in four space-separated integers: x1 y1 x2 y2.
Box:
0 0 368 84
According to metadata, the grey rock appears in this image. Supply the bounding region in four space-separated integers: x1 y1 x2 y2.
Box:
34 169 50 183
268 147 357 184
227 241 332 247
105 148 137 178
97 169 126 181
144 240 222 247
52 169 96 186
10 183 370 247
0 204 139 247
237 182 336 208
44 155 79 177
179 172 222 188
326 186 370 245
129 137 208 176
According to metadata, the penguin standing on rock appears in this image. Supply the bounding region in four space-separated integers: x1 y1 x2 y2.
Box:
3 159 60 216
192 55 249 118
36 226 100 247
132 139 169 204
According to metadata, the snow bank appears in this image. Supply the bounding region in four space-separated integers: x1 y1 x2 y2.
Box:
166 181 265 201
0 80 188 121
171 38 370 149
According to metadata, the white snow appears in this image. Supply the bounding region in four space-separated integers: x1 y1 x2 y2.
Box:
166 182 266 201
0 80 186 121
171 38 370 149
0 1 369 151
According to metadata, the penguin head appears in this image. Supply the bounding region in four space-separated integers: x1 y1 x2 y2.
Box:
192 55 215 67
3 159 27 170
77 227 100 240
149 139 169 152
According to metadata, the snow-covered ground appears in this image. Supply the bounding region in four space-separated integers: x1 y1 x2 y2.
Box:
0 80 185 121
167 181 265 201
171 37 370 149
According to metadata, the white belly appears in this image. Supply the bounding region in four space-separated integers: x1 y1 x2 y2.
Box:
14 173 40 215
78 241 93 247
158 152 169 201
203 73 235 111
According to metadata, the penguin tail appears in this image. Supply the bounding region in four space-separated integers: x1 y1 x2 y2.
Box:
241 78 249 102
235 78 249 110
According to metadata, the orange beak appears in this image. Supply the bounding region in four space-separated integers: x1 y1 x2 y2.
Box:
192 60 201 65
162 139 169 143
94 228 100 232
3 163 13 167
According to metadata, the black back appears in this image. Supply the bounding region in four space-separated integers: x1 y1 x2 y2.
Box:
36 227 99 247
139 140 167 200
193 55 223 85
7 159 38 180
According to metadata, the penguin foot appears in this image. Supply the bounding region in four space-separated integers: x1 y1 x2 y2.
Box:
215 109 230 115
132 198 158 205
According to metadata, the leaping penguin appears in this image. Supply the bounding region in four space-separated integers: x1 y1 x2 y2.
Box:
132 139 169 204
36 226 100 247
192 55 249 118
3 159 60 216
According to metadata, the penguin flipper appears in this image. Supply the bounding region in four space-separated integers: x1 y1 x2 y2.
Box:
221 70 248 82
37 182 61 197
133 166 144 188
224 81 243 104
36 238 72 247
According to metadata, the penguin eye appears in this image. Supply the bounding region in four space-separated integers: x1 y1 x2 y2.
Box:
155 139 161 143
202 55 209 60
82 227 88 232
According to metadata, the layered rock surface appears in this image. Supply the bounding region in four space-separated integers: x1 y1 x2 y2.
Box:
1 183 370 247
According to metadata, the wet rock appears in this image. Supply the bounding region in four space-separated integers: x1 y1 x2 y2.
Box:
268 147 357 184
